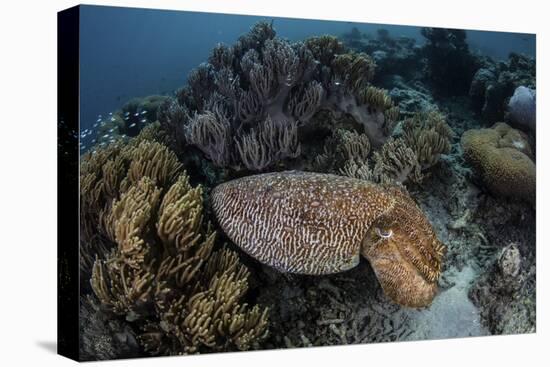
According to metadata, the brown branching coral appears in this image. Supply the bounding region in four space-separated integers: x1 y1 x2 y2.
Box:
123 140 183 191
318 129 371 172
401 110 453 169
304 35 345 67
461 122 535 205
331 52 376 92
373 138 423 185
82 135 269 355
323 129 426 186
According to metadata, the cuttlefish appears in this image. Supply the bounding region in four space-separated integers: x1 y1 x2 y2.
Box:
211 171 445 308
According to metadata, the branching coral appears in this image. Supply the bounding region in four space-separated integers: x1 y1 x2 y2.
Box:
321 130 423 186
185 111 232 167
373 138 423 185
303 35 345 67
159 21 400 169
339 159 373 181
81 133 269 355
461 122 535 205
316 129 371 175
401 110 452 169
235 117 301 171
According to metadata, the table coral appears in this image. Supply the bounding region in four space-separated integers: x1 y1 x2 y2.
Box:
211 171 445 308
81 131 269 355
461 122 535 205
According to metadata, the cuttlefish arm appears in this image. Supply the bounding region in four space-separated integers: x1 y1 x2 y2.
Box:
361 186 445 308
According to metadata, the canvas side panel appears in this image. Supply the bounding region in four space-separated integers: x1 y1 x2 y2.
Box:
57 5 80 361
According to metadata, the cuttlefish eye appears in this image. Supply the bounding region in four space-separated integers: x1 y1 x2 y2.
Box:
375 227 393 239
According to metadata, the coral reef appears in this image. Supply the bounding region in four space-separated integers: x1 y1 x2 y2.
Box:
469 53 535 123
469 243 536 334
401 110 453 169
387 76 437 114
211 171 445 308
78 20 537 358
159 22 400 172
372 138 422 184
461 122 535 205
79 296 141 361
340 28 424 81
80 132 269 356
420 28 480 96
508 86 536 132
92 95 171 146
316 111 451 186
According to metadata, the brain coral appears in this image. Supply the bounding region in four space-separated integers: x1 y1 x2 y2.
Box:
211 171 445 308
461 122 535 205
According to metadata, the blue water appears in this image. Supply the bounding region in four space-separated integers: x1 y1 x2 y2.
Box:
79 5 536 131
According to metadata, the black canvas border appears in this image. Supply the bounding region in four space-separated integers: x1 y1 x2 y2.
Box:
57 5 80 361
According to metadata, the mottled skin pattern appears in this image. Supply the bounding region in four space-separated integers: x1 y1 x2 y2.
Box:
212 171 445 308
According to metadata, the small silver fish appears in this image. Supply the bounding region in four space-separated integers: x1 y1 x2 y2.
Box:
110 117 116 122
93 123 98 128
96 118 102 123
140 110 147 115
129 123 137 128
134 112 139 117
140 119 146 123
124 111 130 116
102 134 109 138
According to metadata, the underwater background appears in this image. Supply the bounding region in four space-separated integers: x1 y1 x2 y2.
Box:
79 5 535 132
77 4 536 361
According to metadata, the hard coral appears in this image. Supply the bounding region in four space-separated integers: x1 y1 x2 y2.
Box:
508 86 536 132
461 122 535 205
81 132 269 355
212 171 445 308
